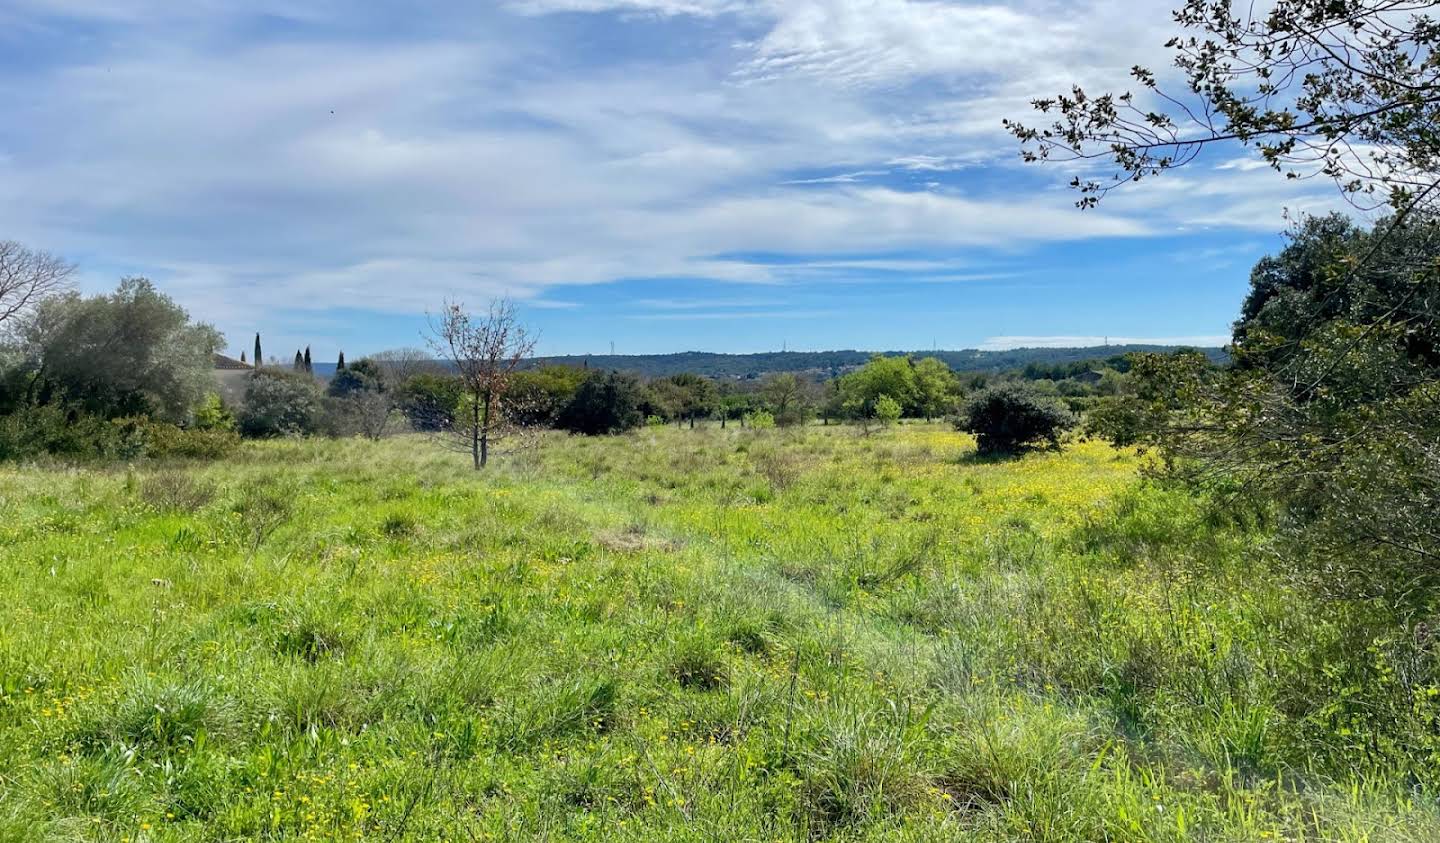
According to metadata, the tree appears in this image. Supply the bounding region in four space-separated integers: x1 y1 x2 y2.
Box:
1006 0 1440 221
911 357 959 420
759 372 812 426
955 383 1076 455
874 394 902 428
17 278 223 423
238 369 322 438
327 358 382 398
1094 218 1440 606
240 350 247 365
666 372 718 428
508 365 587 427
0 241 73 330
369 347 439 389
322 390 395 441
293 350 304 371
395 373 463 432
428 298 536 469
558 371 646 435
336 351 346 371
838 355 918 420
303 346 312 374
254 334 263 370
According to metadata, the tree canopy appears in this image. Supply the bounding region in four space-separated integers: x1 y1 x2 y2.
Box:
17 277 222 423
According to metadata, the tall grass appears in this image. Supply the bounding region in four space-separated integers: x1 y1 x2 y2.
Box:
0 424 1433 840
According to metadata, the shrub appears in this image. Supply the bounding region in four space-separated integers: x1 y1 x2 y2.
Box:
139 470 216 512
0 404 116 461
558 372 645 435
327 359 382 398
874 394 902 427
143 424 239 460
238 370 321 438
192 393 235 432
395 373 462 432
0 406 234 462
954 382 1076 455
744 409 776 430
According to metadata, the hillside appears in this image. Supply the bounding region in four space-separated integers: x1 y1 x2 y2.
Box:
529 345 1226 378
311 344 1224 380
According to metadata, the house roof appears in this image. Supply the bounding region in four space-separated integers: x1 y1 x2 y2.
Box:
214 353 251 370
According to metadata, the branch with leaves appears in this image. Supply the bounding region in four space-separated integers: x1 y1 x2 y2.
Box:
1005 0 1440 217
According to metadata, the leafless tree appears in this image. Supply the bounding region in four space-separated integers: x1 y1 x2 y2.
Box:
0 241 74 330
427 298 537 469
349 390 397 441
369 346 442 389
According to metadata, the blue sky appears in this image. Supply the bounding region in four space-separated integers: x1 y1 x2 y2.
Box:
0 0 1348 361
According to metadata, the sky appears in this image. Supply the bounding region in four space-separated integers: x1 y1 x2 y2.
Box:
0 0 1353 360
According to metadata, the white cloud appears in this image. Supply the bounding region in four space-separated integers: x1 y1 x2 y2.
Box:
507 0 748 15
0 0 1339 354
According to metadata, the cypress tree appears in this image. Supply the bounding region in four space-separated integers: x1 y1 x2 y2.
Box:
240 350 247 364
336 351 346 371
294 350 304 371
254 333 263 369
303 346 313 374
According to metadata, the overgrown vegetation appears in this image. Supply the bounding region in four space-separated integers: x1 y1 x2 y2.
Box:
0 427 1434 840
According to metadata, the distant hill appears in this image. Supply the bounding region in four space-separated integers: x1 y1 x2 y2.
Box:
309 342 1221 380
310 345 1224 381
525 345 1227 379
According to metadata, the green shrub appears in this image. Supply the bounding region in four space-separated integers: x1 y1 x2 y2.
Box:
955 382 1076 455
558 372 645 435
743 409 775 430
395 373 462 432
0 404 116 461
874 394 902 427
192 393 235 432
238 369 321 438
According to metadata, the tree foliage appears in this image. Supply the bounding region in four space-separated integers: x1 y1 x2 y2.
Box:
17 278 222 423
1093 216 1440 605
237 369 322 438
955 383 1076 455
1007 0 1440 218
395 373 463 432
508 365 587 427
558 371 646 435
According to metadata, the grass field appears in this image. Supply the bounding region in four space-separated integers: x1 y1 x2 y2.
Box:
1 424 1436 841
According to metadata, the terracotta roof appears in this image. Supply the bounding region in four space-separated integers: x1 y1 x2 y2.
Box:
214 353 251 370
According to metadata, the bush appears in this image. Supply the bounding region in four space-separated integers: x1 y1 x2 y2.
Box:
192 393 235 432
743 410 775 430
954 383 1076 455
395 373 462 432
138 470 216 511
238 370 322 438
327 359 381 398
874 394 902 427
141 423 239 460
0 404 237 463
508 366 587 427
0 404 119 461
558 372 645 436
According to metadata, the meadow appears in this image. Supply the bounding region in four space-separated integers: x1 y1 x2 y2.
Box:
1 424 1436 841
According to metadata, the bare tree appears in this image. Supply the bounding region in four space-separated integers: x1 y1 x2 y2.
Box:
369 346 441 389
427 298 536 469
0 241 74 329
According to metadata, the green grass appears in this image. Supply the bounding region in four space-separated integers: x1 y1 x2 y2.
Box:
0 424 1435 841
